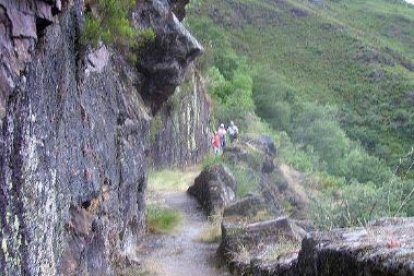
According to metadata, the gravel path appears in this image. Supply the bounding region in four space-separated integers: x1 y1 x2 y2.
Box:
139 191 230 276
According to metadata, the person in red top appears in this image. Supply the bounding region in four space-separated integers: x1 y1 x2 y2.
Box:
211 131 221 155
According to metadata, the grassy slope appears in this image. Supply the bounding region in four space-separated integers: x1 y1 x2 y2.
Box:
187 0 414 167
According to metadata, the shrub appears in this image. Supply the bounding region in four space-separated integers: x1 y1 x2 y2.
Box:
310 182 386 229
338 147 392 185
291 103 350 172
278 132 316 172
212 69 255 127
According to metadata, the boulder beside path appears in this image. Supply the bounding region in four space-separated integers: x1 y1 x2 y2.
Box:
187 164 237 216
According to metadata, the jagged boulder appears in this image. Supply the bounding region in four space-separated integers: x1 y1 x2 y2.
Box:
187 164 236 216
223 194 268 218
296 217 414 275
136 0 203 113
218 216 307 275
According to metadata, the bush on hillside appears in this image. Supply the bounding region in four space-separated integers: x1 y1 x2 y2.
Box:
253 70 297 131
311 182 386 229
338 148 392 185
211 68 255 127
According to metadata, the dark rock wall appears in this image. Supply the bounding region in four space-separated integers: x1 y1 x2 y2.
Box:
150 64 211 168
0 0 206 275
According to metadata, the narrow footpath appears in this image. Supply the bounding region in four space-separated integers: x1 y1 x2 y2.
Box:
139 178 230 275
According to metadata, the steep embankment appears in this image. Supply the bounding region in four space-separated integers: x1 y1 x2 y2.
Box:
0 0 209 274
188 0 414 168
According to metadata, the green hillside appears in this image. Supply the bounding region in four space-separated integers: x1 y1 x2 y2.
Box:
187 0 414 170
186 0 414 226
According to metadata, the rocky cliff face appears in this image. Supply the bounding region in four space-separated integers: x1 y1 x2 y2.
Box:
150 64 210 168
0 0 205 275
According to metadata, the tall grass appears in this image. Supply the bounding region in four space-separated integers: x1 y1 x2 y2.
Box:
145 204 183 234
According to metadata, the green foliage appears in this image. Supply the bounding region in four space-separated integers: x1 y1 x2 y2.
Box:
291 103 349 173
207 60 255 127
81 0 155 57
201 153 223 169
338 148 392 184
189 0 414 169
310 183 386 229
278 132 316 173
145 204 182 234
212 69 255 126
187 0 414 227
311 175 414 229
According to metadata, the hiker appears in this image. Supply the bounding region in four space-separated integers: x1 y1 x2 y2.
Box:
217 123 227 149
211 131 221 155
227 121 239 143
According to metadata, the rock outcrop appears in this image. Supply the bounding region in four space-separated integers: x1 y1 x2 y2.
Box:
224 134 309 219
134 0 203 113
0 0 206 275
223 194 268 218
296 217 414 275
187 164 237 216
218 216 307 276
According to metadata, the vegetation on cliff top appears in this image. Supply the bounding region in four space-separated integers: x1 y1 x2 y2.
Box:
81 0 155 58
187 0 414 228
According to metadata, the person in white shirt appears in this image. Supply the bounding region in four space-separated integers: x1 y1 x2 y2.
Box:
217 123 227 148
227 121 239 143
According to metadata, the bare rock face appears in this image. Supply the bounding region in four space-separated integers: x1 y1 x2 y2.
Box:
187 164 237 216
296 217 414 275
149 64 211 168
0 0 205 275
0 0 60 126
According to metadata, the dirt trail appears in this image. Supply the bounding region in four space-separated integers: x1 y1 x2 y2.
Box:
139 190 230 276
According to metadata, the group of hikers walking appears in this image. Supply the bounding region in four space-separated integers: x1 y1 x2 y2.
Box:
211 121 239 154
